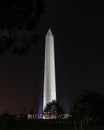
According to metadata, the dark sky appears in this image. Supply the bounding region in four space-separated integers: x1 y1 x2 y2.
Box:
0 0 104 114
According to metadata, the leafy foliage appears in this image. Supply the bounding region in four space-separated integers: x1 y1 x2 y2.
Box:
0 0 44 55
73 90 104 123
43 100 64 119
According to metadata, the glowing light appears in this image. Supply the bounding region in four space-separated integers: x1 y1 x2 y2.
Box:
43 29 56 113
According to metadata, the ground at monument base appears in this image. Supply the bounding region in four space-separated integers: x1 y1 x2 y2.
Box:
1 124 104 130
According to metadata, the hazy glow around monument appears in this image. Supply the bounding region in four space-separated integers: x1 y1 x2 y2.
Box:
43 29 56 111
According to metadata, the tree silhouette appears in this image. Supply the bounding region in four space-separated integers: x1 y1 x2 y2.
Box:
0 0 45 55
43 100 64 119
73 90 104 124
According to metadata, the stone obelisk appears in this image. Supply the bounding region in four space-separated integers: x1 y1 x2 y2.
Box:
43 29 56 112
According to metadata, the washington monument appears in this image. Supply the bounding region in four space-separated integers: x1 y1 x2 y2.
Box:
43 29 56 112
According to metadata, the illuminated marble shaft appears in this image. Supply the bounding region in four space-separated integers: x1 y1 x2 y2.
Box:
43 29 56 111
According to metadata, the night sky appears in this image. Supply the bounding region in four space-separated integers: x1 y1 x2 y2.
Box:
0 0 104 114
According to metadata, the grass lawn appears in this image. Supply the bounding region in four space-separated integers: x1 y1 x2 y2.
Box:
1 124 104 130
